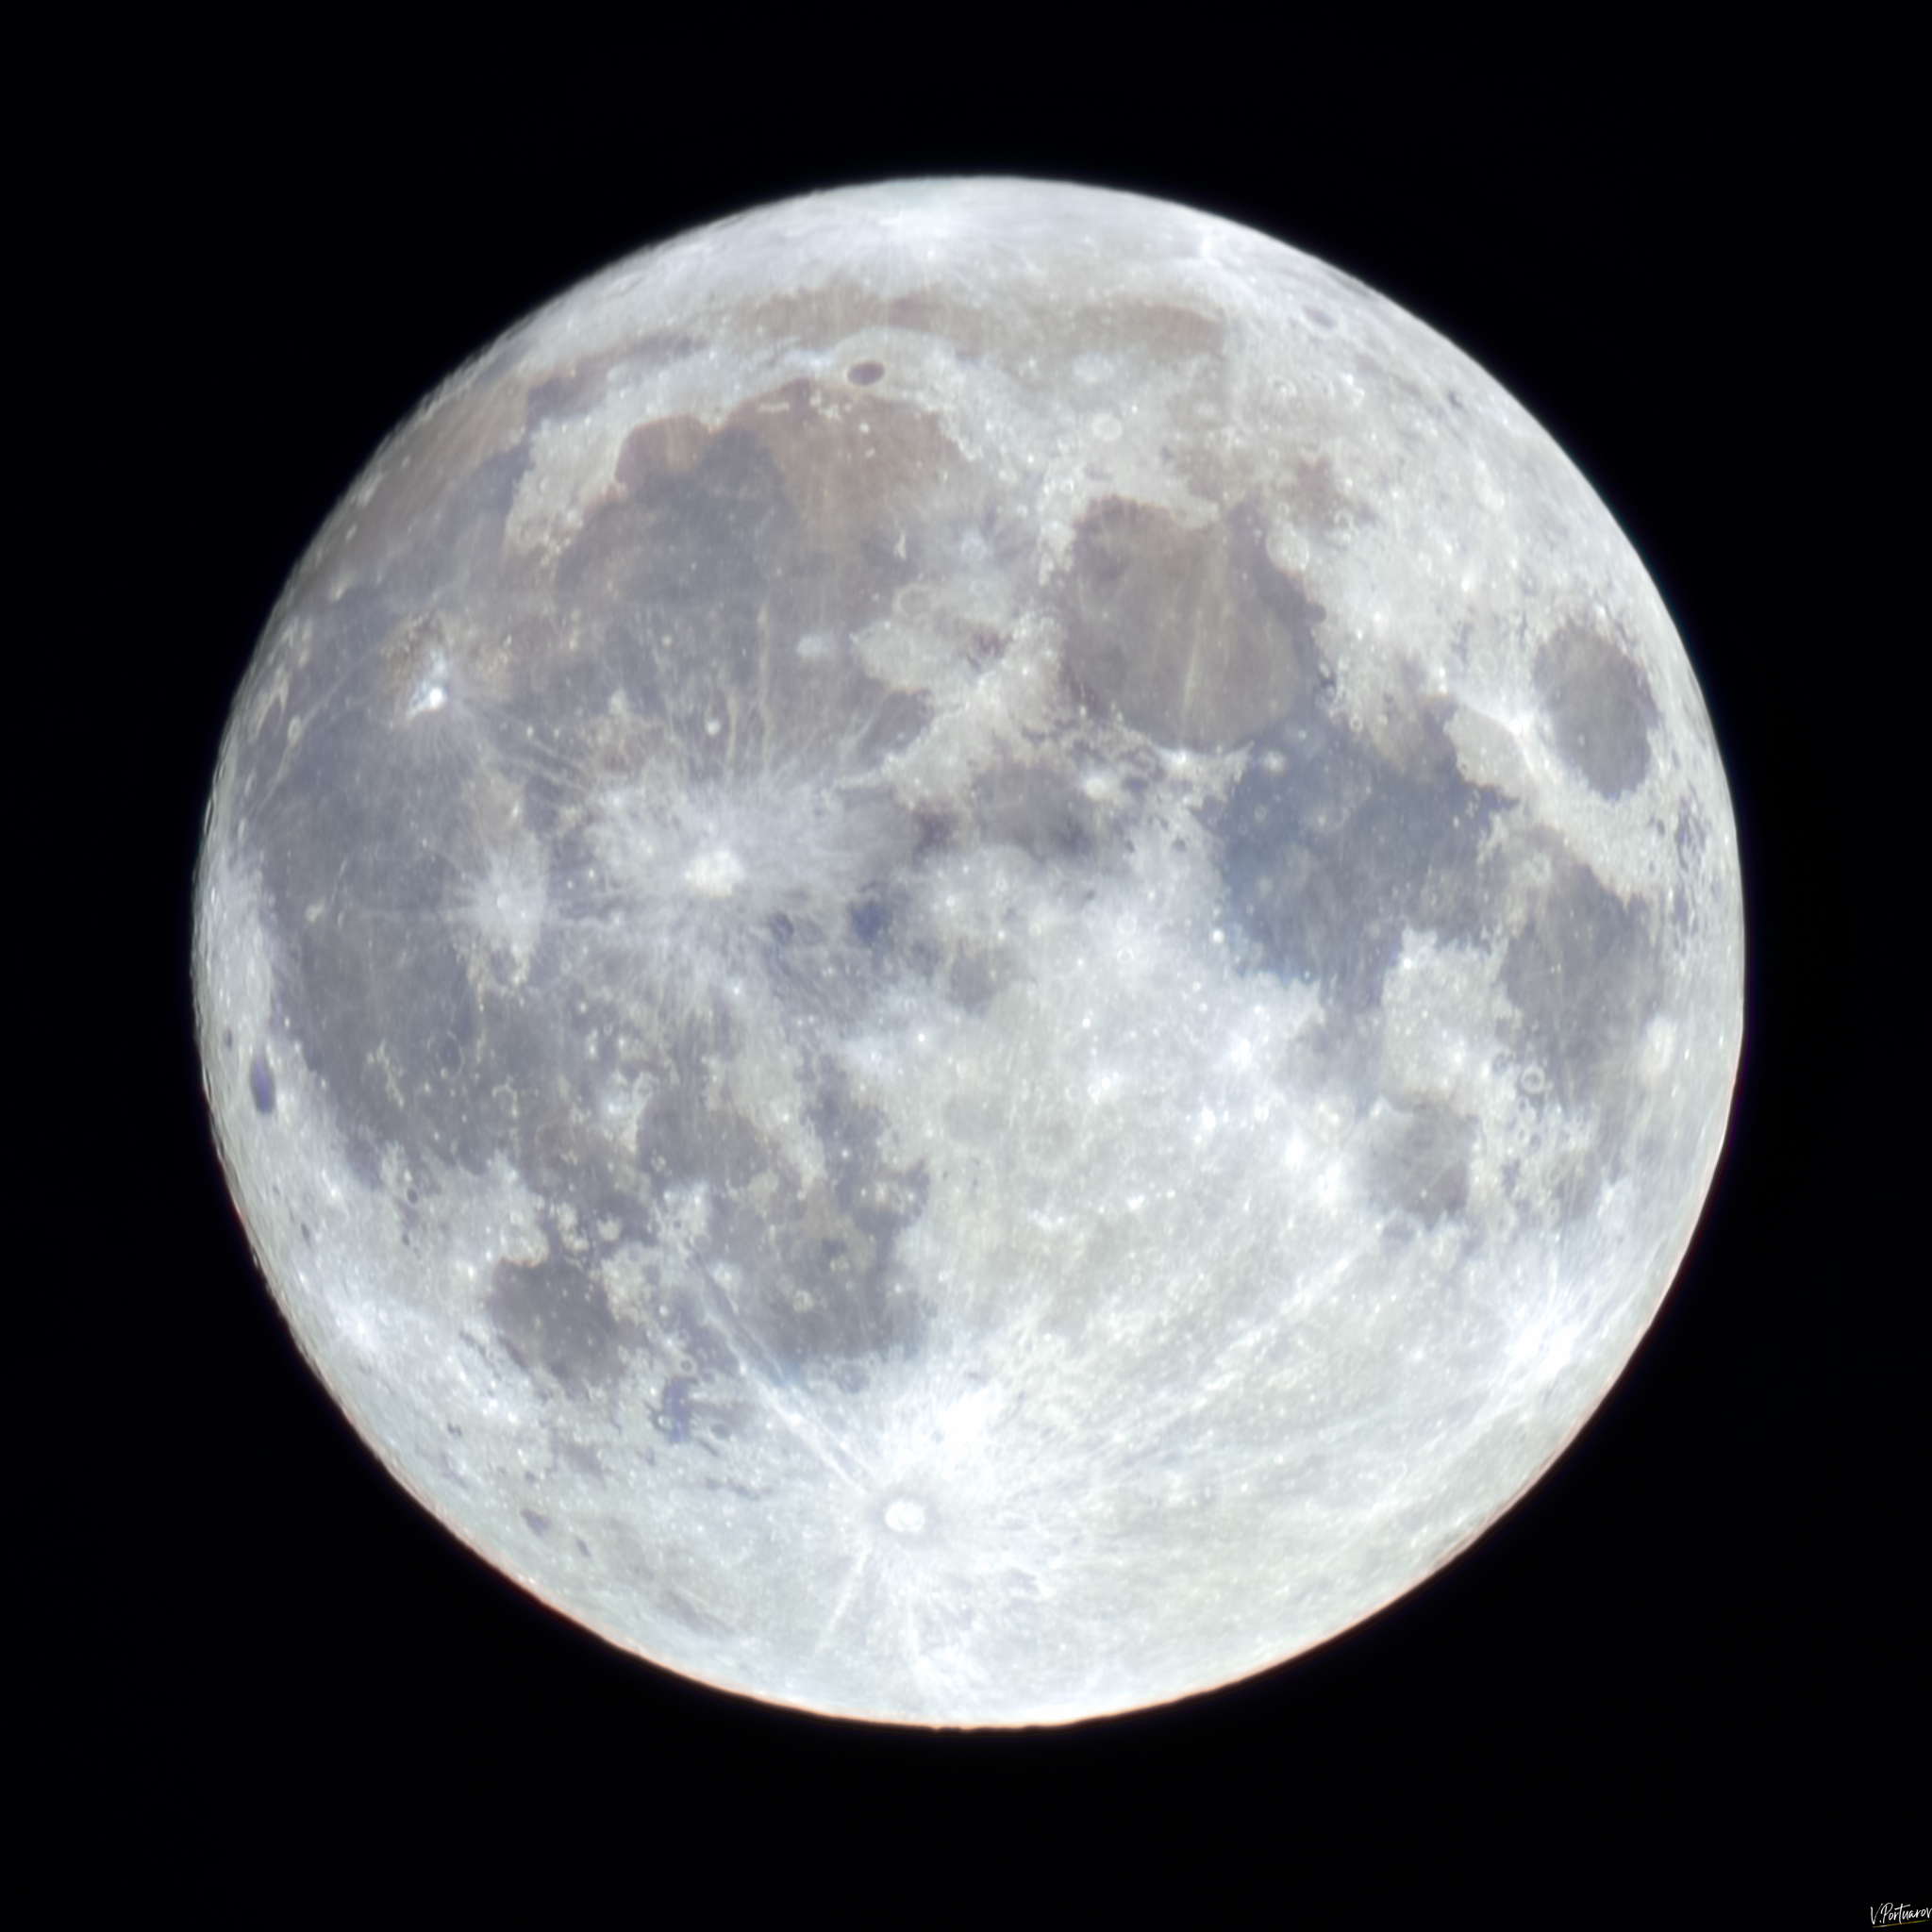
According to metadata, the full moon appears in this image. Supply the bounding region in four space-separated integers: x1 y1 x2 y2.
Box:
194 178 1742 1725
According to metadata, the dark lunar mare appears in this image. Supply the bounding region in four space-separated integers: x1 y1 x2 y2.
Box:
1215 674 1661 1225
1499 841 1662 1220
1060 497 1324 753
1217 692 1500 1011
1533 619 1657 799
237 377 971 1414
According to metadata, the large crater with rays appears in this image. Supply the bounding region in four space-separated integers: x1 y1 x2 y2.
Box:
195 178 1742 1725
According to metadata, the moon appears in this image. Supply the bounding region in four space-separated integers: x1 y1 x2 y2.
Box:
193 177 1742 1726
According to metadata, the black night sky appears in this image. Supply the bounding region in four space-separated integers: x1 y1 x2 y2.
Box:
62 17 1905 1886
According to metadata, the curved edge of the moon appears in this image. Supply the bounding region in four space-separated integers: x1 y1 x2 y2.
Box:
191 175 1751 1726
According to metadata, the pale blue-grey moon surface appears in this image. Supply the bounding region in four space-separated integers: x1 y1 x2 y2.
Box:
194 178 1742 1725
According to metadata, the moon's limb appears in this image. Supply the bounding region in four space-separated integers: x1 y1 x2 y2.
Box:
194 177 1742 1725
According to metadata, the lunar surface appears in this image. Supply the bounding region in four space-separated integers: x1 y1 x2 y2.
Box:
195 178 1742 1725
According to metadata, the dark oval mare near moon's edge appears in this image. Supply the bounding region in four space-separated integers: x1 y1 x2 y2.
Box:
193 178 1743 1726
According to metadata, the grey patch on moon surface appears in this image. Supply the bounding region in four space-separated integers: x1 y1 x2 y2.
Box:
1534 617 1658 798
1060 496 1324 750
193 177 1743 1727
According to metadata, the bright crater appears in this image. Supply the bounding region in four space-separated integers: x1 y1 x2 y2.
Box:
195 178 1742 1725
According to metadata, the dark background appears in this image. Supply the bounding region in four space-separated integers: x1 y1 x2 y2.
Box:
75 20 1901 1868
